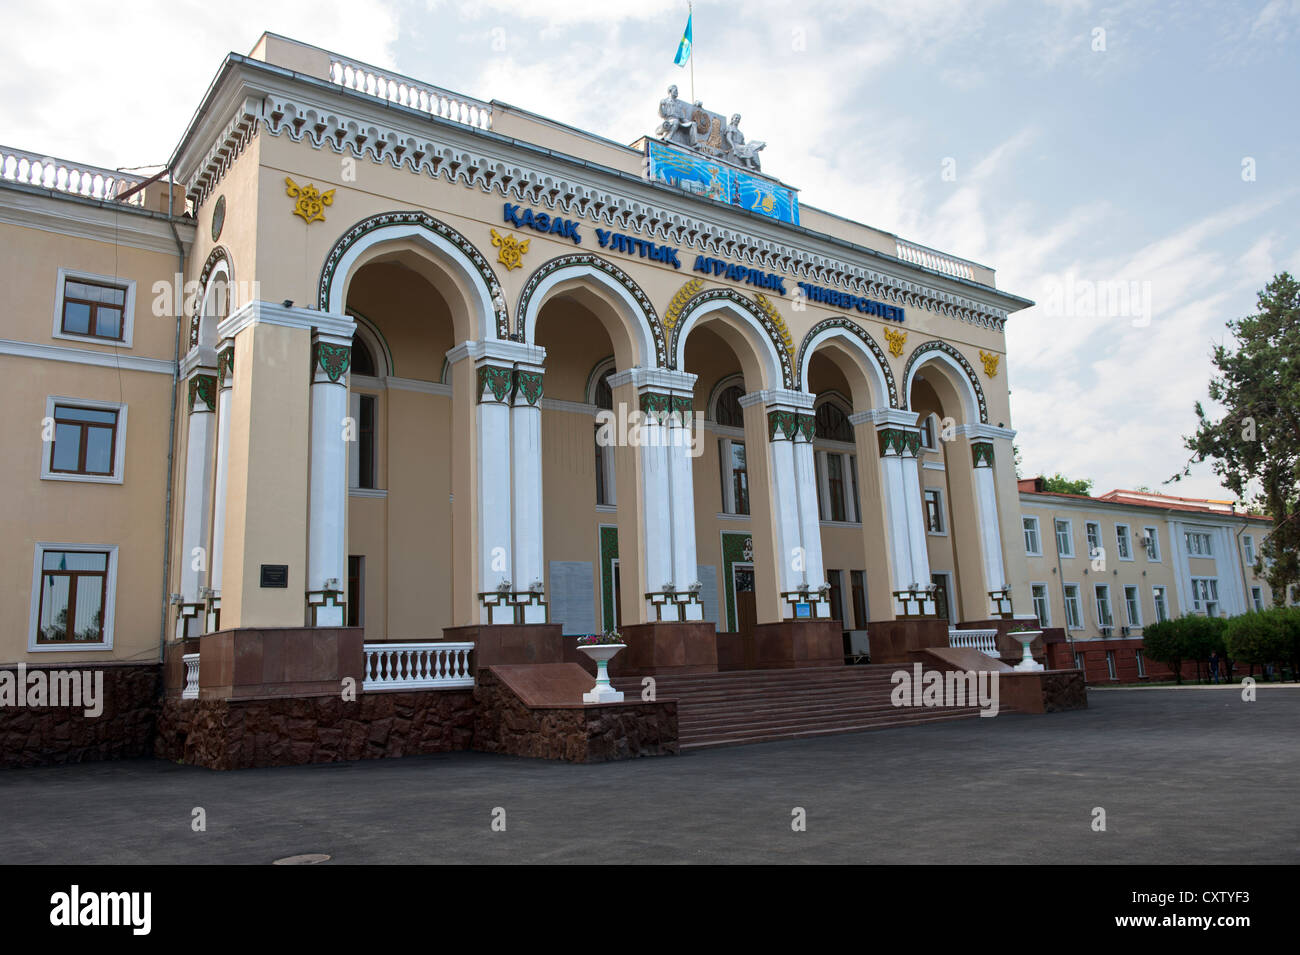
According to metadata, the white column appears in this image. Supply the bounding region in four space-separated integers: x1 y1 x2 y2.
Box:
476 362 514 623
640 400 673 617
206 342 234 631
972 443 1007 600
511 365 546 624
873 412 935 617
306 328 355 627
177 366 217 637
792 418 829 617
665 383 702 621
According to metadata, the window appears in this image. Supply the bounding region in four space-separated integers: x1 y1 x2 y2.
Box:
55 270 135 345
1185 531 1213 556
42 398 126 484
1124 585 1141 627
719 438 749 515
1063 584 1082 630
1252 586 1264 612
1106 650 1117 680
924 488 945 534
821 452 851 522
1116 524 1132 560
1031 583 1051 628
1023 517 1041 556
1191 577 1219 617
814 401 853 442
919 415 935 450
1095 584 1114 628
715 384 745 428
827 569 844 623
1152 586 1169 622
1243 535 1255 567
1135 649 1146 678
352 339 377 377
593 371 616 507
1143 526 1160 561
1055 519 1074 558
30 544 117 649
1085 521 1101 555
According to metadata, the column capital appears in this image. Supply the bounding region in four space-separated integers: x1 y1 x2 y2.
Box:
607 366 696 395
955 422 1017 441
216 340 235 389
851 407 920 429
446 337 546 370
311 340 351 385
738 388 814 412
971 440 996 468
186 369 218 414
218 300 355 342
765 409 815 442
878 427 921 457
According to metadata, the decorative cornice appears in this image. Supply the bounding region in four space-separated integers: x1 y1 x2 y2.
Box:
607 366 696 394
184 96 262 210
738 388 815 411
217 300 355 343
851 407 919 428
250 78 1020 329
955 422 1016 441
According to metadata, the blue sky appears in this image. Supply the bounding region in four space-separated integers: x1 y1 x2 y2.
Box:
6 0 1298 501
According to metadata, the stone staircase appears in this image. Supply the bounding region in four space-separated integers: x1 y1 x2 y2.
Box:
614 664 1011 750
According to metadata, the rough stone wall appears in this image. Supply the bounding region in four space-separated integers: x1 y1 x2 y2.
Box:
155 690 476 770
472 668 678 762
1 664 160 769
1041 670 1088 713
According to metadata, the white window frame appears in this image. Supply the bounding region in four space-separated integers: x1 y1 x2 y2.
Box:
41 395 128 485
1152 586 1169 622
1055 518 1075 558
1105 650 1117 680
1185 531 1213 556
1123 585 1142 627
53 268 136 348
28 542 119 651
1243 535 1255 567
1063 583 1083 630
1190 576 1220 616
1135 648 1147 678
1031 582 1051 628
718 436 748 517
1085 521 1101 555
1251 586 1264 612
1115 523 1133 561
1143 526 1161 561
1023 516 1042 556
816 447 860 524
1094 583 1114 628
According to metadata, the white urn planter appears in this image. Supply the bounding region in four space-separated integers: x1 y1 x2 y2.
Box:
1010 630 1045 671
577 643 626 703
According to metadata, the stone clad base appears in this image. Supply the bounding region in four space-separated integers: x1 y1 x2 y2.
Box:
609 622 718 677
1 663 160 769
444 624 564 668
996 669 1087 714
155 690 476 770
866 618 951 664
473 665 678 762
751 620 844 669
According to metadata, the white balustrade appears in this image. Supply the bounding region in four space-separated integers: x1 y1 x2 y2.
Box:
363 642 475 690
181 653 200 700
948 628 1000 656
895 238 977 281
0 145 149 205
329 59 493 130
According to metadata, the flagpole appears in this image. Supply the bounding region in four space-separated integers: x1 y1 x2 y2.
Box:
689 1 695 103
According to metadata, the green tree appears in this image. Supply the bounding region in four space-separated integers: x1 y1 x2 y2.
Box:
1142 618 1185 684
1224 607 1300 681
1040 472 1094 496
1176 272 1300 606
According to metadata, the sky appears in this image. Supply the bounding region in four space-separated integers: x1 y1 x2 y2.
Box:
4 0 1297 502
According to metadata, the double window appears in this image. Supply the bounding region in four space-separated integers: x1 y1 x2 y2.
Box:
1243 535 1255 567
1191 577 1219 617
718 438 749 515
30 544 117 649
1031 583 1051 628
1094 584 1114 629
1185 531 1213 556
1063 584 1083 630
1143 526 1160 561
1116 524 1133 561
55 270 135 346
1023 517 1042 556
42 398 126 484
1055 519 1075 558
1152 586 1170 622
1124 585 1142 627
1251 586 1264 612
1085 521 1101 557
813 402 859 523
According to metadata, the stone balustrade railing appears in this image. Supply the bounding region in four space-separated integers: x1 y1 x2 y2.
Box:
328 58 493 130
0 145 149 205
948 628 1000 656
181 653 200 699
363 642 475 691
895 238 977 281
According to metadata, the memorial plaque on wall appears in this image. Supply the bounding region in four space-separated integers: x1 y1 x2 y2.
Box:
260 564 289 588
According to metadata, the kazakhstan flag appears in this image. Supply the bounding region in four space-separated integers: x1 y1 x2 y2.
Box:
674 13 693 67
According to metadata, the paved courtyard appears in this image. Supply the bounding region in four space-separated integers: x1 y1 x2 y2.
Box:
1 685 1297 864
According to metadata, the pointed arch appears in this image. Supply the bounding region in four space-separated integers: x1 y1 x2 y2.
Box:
795 317 898 409
669 287 795 390
902 340 988 424
317 210 508 340
188 245 234 352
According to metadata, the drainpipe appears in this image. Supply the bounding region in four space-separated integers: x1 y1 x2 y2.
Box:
160 176 185 663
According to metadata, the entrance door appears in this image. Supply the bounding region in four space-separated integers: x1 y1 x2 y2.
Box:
931 573 951 622
734 564 756 642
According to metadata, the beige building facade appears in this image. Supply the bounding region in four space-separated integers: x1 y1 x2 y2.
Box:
3 33 1045 672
